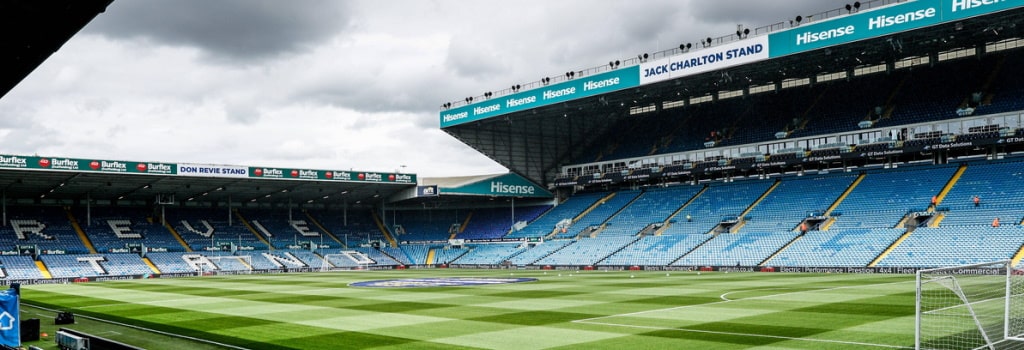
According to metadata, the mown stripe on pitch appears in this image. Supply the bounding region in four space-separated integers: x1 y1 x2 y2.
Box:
344 301 453 313
468 310 601 326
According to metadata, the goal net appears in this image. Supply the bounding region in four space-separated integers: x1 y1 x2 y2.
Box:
320 251 374 271
916 260 1024 350
204 255 254 275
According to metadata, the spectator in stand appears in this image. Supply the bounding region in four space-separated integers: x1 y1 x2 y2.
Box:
799 222 808 234
992 217 1000 227
973 195 980 207
930 195 938 207
686 214 692 222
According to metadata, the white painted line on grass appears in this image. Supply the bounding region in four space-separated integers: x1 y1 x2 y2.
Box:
573 279 915 348
576 279 913 323
579 320 913 349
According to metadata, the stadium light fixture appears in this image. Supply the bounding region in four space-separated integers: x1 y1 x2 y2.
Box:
541 77 551 85
565 71 575 79
484 92 493 99
736 27 750 39
608 60 620 69
637 53 648 62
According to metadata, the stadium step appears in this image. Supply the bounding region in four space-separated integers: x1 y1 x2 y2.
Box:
162 219 193 252
930 163 968 212
142 257 161 274
656 185 708 235
730 179 780 233
453 212 473 239
760 234 802 266
302 210 344 247
370 210 398 247
233 209 275 250
868 229 913 267
1012 242 1024 268
825 173 865 216
928 212 946 228
426 248 437 265
34 260 52 279
64 208 98 254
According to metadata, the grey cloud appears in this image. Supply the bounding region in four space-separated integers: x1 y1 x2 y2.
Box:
688 0 854 27
84 0 352 62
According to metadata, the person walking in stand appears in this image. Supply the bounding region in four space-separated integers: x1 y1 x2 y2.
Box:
973 195 980 207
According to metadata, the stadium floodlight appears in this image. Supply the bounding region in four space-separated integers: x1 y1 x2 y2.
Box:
541 77 551 85
565 71 575 79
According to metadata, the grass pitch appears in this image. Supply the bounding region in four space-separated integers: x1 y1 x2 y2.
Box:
20 269 918 349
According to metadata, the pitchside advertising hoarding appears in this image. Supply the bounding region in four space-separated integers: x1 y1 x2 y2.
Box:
768 0 1022 57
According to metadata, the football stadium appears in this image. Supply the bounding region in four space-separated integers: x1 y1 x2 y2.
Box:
2 0 1024 349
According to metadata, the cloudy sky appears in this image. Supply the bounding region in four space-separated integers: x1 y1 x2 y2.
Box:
0 0 851 177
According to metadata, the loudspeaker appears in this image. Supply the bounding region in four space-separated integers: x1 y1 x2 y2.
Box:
54 311 74 325
21 318 39 341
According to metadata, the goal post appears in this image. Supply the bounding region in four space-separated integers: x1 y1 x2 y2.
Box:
320 253 370 271
916 260 1024 350
204 255 254 275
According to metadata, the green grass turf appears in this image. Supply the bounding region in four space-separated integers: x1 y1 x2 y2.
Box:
18 269 920 349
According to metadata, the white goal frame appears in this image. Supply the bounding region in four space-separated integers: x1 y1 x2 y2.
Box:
204 255 254 275
916 260 1024 350
320 253 370 272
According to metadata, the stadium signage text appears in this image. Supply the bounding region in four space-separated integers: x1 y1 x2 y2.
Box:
769 0 1018 57
639 36 770 85
490 181 535 195
440 67 639 128
49 158 79 170
179 164 249 178
952 0 1007 12
0 156 27 169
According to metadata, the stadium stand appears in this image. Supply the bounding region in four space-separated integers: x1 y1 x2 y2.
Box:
557 190 642 239
306 208 380 248
168 208 270 251
767 228 905 267
673 231 801 267
877 226 1024 268
535 236 637 266
75 207 183 253
597 185 703 236
598 234 711 266
42 253 151 278
456 205 550 240
391 209 463 242
0 255 46 280
506 192 607 238
938 160 1024 226
661 180 774 235
0 206 90 254
452 243 524 265
828 165 959 229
